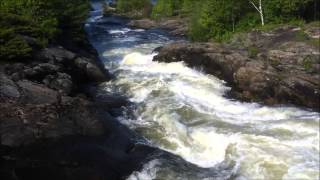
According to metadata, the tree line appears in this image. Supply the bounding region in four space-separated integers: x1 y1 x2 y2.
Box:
116 0 319 41
0 0 90 61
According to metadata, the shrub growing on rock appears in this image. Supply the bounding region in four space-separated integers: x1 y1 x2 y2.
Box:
0 0 90 61
0 28 32 61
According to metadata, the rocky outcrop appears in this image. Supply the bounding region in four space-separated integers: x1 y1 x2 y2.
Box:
0 67 162 179
4 46 111 96
0 39 157 179
154 26 320 110
0 84 104 147
128 17 188 36
36 47 110 83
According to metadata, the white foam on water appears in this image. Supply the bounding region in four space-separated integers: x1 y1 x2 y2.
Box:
127 160 160 180
120 53 211 77
108 28 131 34
168 79 319 123
107 47 319 179
232 133 320 180
102 43 165 59
132 29 145 32
103 47 133 58
179 128 235 167
88 15 103 23
121 52 155 65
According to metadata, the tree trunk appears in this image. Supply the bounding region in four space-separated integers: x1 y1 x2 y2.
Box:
259 0 264 26
249 0 265 26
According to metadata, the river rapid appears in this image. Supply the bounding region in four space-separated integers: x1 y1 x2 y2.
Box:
86 1 320 179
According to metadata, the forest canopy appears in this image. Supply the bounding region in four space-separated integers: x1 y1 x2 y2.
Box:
150 0 319 41
0 0 90 61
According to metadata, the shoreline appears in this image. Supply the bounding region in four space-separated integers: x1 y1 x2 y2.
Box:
125 15 320 111
1 1 319 179
128 16 319 111
0 13 165 180
152 25 320 111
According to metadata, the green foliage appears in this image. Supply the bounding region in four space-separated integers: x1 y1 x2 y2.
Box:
302 56 312 70
188 0 245 42
236 13 262 32
151 0 174 19
152 0 319 42
181 0 196 15
294 30 310 41
249 19 306 33
0 28 32 60
0 12 42 60
0 0 90 61
248 46 259 58
151 0 186 19
263 0 316 23
308 38 320 47
116 0 152 18
306 21 320 27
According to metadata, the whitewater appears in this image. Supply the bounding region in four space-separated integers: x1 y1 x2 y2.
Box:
86 2 320 179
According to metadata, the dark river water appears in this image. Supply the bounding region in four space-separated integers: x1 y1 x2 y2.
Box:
85 1 320 179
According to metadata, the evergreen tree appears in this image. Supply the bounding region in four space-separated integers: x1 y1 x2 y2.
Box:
151 0 318 41
0 0 90 61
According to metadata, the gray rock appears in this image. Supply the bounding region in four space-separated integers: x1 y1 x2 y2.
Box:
47 73 73 95
0 97 106 147
74 57 109 82
6 63 25 74
23 63 61 81
23 68 37 77
94 93 129 109
86 62 108 82
37 63 60 72
17 80 58 105
74 57 88 69
36 47 76 63
0 73 20 99
10 72 23 81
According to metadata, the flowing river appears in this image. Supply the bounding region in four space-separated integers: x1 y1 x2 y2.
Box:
86 1 319 179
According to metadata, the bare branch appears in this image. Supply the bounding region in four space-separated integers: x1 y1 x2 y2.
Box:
249 0 260 12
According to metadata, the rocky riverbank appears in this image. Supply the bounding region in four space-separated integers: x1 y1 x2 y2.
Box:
154 25 320 111
0 32 164 179
128 17 188 36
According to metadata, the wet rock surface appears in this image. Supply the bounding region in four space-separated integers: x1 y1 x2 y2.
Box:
154 26 320 110
0 41 161 179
